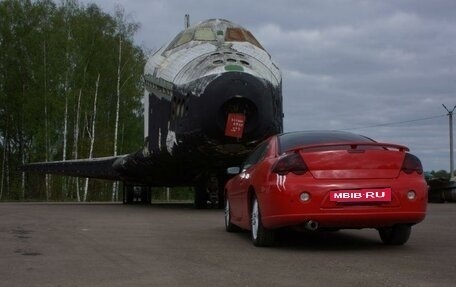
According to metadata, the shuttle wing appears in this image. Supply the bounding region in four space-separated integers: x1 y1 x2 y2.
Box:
21 156 124 181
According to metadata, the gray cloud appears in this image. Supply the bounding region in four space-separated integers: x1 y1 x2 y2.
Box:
84 0 456 172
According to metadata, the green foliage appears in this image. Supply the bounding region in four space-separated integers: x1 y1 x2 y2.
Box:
0 0 146 201
152 187 195 202
426 170 451 181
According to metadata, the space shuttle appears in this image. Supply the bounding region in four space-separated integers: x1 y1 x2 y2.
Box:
22 17 283 208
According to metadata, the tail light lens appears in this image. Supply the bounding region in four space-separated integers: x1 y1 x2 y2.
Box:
401 153 423 175
272 152 308 175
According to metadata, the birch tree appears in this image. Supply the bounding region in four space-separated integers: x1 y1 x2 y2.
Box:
112 33 122 201
73 88 82 201
43 39 51 200
83 73 99 202
111 6 141 201
60 0 78 199
0 124 7 201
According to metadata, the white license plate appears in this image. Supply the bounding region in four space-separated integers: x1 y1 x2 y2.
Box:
330 188 392 203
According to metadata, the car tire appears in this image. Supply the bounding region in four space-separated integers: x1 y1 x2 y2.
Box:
225 197 240 232
251 195 275 247
378 224 411 245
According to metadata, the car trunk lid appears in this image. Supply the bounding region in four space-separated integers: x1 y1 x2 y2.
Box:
292 142 408 180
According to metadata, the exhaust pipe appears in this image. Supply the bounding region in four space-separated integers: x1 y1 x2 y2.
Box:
305 220 319 231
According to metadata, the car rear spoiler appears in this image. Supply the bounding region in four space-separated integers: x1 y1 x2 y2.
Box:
286 142 410 153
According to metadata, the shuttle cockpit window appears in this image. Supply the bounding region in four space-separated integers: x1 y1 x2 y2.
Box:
194 28 216 41
164 30 194 51
166 28 216 51
225 28 264 50
175 30 194 47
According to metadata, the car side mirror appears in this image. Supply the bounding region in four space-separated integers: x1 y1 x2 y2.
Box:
227 167 240 175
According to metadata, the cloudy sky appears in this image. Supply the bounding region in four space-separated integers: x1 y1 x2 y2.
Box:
83 0 456 172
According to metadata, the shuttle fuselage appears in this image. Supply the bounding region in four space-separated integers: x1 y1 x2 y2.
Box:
22 18 283 207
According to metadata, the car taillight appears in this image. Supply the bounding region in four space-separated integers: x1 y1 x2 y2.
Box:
272 152 308 175
401 153 423 175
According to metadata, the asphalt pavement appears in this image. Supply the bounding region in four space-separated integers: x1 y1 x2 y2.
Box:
0 202 455 287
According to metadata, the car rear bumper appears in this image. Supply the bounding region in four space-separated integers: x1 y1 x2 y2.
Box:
262 211 426 229
259 174 428 229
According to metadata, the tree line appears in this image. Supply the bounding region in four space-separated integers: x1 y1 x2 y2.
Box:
0 0 146 201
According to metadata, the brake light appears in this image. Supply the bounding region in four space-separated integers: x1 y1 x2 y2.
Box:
272 152 308 175
401 153 423 175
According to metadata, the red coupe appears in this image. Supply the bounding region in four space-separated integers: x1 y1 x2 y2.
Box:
224 131 427 247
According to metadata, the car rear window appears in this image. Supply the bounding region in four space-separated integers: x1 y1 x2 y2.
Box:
278 131 375 154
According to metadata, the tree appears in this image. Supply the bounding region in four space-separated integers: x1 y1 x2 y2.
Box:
0 0 145 201
111 6 141 201
83 73 99 201
430 170 451 180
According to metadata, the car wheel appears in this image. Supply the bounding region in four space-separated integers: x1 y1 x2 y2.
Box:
378 225 411 245
251 195 275 247
225 197 240 232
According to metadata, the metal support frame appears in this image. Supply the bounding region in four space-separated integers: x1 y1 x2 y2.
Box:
443 104 456 177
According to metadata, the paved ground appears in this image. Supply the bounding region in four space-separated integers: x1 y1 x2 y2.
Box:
0 202 455 287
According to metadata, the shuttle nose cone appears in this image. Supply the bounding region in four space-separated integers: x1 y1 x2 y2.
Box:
201 72 278 142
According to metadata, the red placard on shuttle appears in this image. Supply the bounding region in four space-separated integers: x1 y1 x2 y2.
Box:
225 113 245 138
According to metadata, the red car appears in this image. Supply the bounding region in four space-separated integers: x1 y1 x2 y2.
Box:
224 131 427 247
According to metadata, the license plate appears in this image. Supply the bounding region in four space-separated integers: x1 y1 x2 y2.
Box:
330 188 392 203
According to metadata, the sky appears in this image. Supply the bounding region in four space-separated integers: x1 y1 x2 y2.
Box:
82 0 456 173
